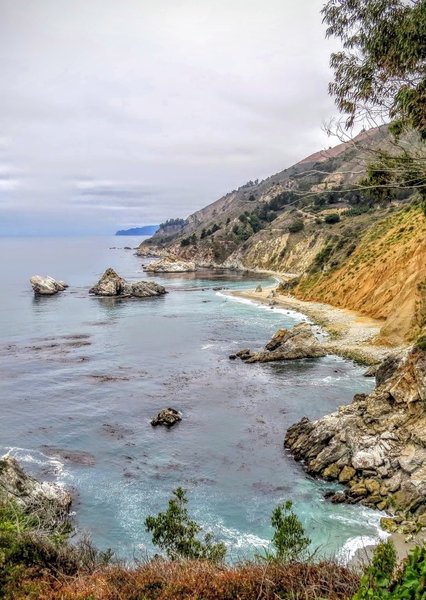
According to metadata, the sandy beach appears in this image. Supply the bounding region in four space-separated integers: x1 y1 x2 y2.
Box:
230 286 408 365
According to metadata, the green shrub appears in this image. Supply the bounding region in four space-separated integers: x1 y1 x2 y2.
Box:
145 488 226 563
260 500 311 563
324 213 341 224
415 335 426 351
288 219 304 233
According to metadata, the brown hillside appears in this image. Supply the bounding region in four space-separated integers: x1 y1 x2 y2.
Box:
295 205 426 345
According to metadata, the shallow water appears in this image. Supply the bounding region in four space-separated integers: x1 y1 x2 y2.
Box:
0 236 383 562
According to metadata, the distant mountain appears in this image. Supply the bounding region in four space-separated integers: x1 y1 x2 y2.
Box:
116 225 159 236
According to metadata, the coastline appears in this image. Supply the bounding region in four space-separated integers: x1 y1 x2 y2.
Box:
228 286 407 365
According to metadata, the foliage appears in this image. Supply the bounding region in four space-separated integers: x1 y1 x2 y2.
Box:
180 233 197 247
322 0 426 138
325 213 340 224
353 540 397 600
260 500 311 563
145 488 226 563
352 541 426 599
288 219 304 233
415 334 426 351
159 218 187 230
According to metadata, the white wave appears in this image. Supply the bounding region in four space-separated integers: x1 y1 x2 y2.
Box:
201 343 214 350
1 446 68 480
337 535 385 564
217 292 312 323
215 523 269 550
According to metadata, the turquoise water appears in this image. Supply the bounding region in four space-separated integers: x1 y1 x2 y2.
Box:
0 236 383 562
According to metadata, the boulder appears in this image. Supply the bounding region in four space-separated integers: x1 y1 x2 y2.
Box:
255 284 263 292
89 268 166 298
151 408 182 427
30 275 68 296
144 258 196 273
236 323 326 363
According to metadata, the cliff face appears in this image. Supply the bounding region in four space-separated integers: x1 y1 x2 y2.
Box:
285 345 426 528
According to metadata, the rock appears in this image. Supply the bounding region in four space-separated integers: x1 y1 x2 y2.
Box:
417 512 426 527
30 275 68 296
380 517 398 532
229 354 237 360
89 268 125 296
364 365 378 377
0 456 71 521
89 268 166 298
235 349 254 360
151 408 182 427
255 285 263 292
144 258 196 273
375 354 403 387
323 463 341 480
339 465 356 483
236 323 326 364
285 345 426 520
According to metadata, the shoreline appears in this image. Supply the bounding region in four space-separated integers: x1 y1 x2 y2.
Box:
228 286 407 365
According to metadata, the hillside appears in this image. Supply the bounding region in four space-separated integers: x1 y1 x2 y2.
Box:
138 127 426 345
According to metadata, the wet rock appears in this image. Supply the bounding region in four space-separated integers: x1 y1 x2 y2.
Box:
236 323 326 364
30 275 68 295
363 365 378 377
322 463 341 480
229 354 237 360
255 284 262 292
380 517 398 532
151 408 182 427
89 268 166 298
339 465 356 483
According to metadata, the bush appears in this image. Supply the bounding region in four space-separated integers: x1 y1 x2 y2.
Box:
288 219 304 233
145 488 226 563
324 213 341 224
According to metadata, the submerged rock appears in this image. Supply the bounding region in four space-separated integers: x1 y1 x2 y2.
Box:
30 275 68 296
89 268 166 298
285 345 426 522
151 408 182 427
143 258 196 273
235 323 326 363
0 456 72 521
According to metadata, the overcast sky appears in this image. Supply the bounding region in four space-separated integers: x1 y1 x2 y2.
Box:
0 0 339 235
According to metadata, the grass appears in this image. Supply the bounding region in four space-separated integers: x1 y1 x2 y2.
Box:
19 559 360 600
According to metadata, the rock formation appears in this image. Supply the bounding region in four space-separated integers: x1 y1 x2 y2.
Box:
234 323 326 363
89 268 166 297
143 258 196 273
30 275 68 296
0 456 72 523
151 408 182 427
285 345 426 529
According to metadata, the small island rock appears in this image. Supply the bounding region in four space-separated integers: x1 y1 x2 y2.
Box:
151 408 182 427
30 275 68 296
89 268 166 298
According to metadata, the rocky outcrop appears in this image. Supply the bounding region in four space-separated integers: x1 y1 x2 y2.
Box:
30 275 68 296
143 258 196 273
151 408 182 427
0 456 72 524
89 268 166 297
234 323 326 363
285 346 426 527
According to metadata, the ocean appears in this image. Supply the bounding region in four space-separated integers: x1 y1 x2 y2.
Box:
0 236 385 562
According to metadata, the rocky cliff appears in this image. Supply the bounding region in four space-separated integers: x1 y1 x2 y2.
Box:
284 344 426 531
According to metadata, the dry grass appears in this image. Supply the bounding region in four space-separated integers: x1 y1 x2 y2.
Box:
17 559 360 600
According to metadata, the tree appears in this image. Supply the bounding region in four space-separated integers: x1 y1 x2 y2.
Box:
145 488 226 563
322 0 426 138
322 0 426 209
260 500 311 563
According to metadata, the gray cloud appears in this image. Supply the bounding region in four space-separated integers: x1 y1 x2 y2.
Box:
0 0 339 235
